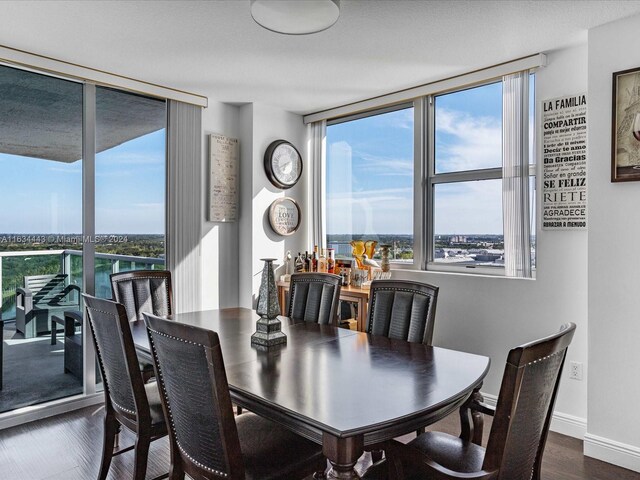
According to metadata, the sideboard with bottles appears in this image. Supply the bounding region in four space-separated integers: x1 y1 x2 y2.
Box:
276 280 370 332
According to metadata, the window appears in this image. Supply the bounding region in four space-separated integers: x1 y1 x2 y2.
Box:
429 78 535 273
321 72 535 276
325 105 415 264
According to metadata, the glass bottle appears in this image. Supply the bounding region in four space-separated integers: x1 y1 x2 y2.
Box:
304 251 310 272
295 252 303 273
327 248 335 274
311 251 318 272
318 248 327 273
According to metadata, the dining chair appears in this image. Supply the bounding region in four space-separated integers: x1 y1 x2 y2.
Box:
365 279 440 461
111 269 173 381
110 270 173 322
364 322 577 480
366 280 439 344
82 294 168 480
143 312 327 480
288 272 341 325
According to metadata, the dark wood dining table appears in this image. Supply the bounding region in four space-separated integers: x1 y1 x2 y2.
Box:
131 307 490 479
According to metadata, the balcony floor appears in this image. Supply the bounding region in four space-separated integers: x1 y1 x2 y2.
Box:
1 322 83 413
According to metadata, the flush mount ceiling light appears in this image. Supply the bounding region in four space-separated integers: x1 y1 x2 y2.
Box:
251 0 340 35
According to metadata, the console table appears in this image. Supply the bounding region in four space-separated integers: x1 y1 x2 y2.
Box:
276 280 371 331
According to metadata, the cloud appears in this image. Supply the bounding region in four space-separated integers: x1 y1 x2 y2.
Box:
435 108 502 172
356 152 413 176
133 202 163 208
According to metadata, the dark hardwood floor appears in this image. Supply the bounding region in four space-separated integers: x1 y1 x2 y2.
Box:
0 405 638 480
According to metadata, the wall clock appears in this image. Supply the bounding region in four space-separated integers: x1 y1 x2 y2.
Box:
268 197 301 236
264 140 303 189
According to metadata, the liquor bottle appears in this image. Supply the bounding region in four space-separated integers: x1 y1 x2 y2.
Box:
304 251 310 272
295 252 303 273
318 248 327 273
327 248 335 274
311 251 318 272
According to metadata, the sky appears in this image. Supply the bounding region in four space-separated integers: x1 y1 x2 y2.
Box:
0 129 165 234
326 79 534 236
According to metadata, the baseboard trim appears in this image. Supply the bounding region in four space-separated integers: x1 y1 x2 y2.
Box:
481 392 587 439
0 393 103 430
584 433 640 473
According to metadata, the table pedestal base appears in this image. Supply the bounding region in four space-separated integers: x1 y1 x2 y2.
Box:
323 433 363 480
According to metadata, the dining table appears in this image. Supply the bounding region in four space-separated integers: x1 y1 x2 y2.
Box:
131 307 490 479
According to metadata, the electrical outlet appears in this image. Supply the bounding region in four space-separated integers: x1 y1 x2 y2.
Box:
569 361 583 380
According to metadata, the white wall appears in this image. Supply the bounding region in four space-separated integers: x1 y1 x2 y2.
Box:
237 103 308 307
389 45 590 437
200 99 241 309
585 14 640 471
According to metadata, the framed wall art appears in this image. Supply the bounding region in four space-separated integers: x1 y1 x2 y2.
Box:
208 133 239 221
612 67 640 182
268 197 301 236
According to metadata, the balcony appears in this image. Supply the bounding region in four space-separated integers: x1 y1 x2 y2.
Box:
0 249 164 414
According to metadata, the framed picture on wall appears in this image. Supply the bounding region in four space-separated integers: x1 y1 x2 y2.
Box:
612 67 640 182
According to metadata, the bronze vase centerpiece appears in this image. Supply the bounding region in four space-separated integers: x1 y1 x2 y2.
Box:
251 258 287 348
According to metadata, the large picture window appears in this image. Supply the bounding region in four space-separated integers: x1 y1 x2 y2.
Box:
321 72 535 277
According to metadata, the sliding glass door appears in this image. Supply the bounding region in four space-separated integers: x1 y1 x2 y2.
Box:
0 65 84 412
94 87 166 300
0 66 166 414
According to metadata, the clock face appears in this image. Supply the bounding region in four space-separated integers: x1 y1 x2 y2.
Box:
265 140 303 189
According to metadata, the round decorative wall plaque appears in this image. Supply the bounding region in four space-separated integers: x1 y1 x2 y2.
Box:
264 140 303 189
268 197 301 236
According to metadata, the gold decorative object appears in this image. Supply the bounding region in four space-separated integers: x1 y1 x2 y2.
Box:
350 240 365 268
350 240 378 269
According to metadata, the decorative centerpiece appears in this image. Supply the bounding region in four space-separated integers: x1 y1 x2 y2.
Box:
350 239 378 269
251 258 287 348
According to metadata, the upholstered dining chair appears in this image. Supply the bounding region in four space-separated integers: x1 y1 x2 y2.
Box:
363 323 577 480
143 312 327 480
365 279 440 460
288 272 341 325
111 270 173 381
82 294 167 480
366 280 439 344
110 270 173 322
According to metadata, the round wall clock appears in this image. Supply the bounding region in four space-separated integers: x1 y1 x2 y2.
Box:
268 197 301 236
264 140 303 189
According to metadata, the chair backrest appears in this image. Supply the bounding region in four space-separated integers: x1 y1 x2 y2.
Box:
25 273 69 306
144 313 244 479
483 323 576 480
287 273 341 325
366 280 439 344
82 294 150 426
110 270 173 322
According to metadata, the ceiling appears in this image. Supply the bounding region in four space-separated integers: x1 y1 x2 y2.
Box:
1 0 640 115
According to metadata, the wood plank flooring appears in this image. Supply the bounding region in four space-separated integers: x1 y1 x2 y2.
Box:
0 405 638 480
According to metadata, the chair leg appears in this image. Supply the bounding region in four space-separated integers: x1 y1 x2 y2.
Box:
168 443 185 480
168 463 185 480
98 414 117 480
236 405 243 415
133 434 151 480
370 449 383 463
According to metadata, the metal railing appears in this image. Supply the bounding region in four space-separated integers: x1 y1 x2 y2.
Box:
0 249 164 321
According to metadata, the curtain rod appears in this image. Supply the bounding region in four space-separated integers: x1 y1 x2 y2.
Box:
0 44 208 108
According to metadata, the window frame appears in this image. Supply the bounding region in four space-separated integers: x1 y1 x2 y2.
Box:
321 73 536 277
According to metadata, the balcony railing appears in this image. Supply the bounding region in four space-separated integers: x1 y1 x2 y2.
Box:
0 249 164 321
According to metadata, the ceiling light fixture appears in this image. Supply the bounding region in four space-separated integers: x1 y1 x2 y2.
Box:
250 0 340 35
